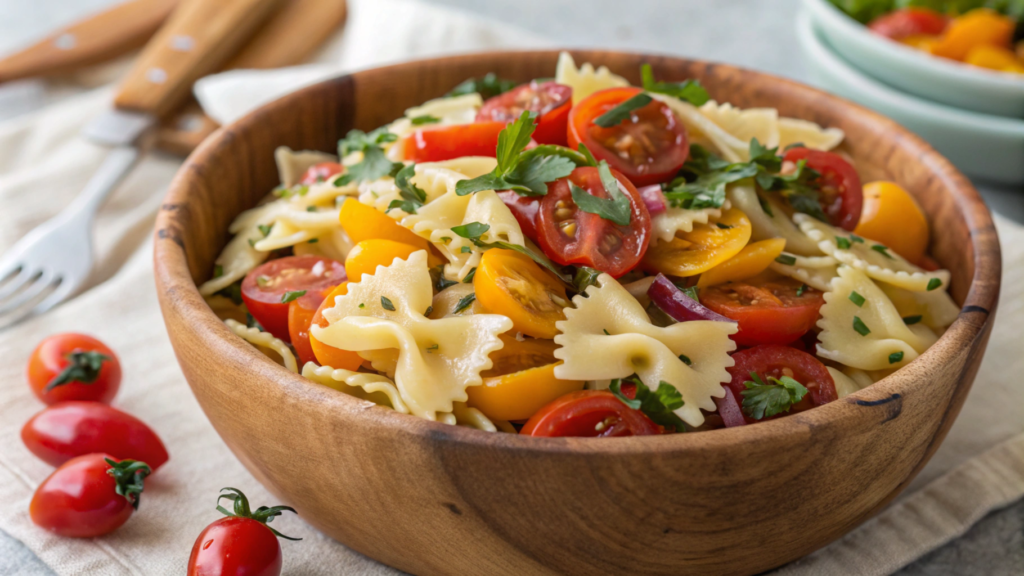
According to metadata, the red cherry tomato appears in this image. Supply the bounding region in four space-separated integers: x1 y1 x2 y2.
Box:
27 333 121 405
477 81 572 145
782 148 863 231
188 488 298 576
869 8 949 40
700 277 824 346
241 256 346 341
401 121 507 163
21 402 169 470
287 289 330 367
716 345 838 426
521 390 661 437
298 162 343 185
497 190 541 241
568 87 690 187
30 454 150 538
536 166 652 278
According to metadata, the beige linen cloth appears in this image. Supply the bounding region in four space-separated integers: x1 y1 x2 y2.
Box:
0 1 1021 574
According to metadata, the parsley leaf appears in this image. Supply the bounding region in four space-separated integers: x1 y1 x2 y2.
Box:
452 221 569 281
640 63 710 106
610 376 687 431
450 221 491 241
410 115 440 125
337 127 402 183
889 351 904 364
570 161 631 225
662 144 757 210
381 296 396 311
281 290 306 304
903 315 923 325
387 163 428 214
447 73 516 99
454 293 476 313
593 92 653 128
740 372 808 420
775 254 797 266
927 278 942 291
871 244 894 259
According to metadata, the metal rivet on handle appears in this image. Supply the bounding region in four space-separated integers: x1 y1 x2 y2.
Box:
146 68 168 84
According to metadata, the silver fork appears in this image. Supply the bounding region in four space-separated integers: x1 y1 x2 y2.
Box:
0 148 140 329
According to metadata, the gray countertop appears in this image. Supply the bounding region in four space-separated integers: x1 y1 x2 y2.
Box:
1 1 1021 574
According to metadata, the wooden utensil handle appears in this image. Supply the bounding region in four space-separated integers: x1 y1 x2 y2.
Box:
0 0 179 83
113 0 282 118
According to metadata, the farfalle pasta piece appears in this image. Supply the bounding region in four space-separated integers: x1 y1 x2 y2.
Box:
310 251 513 420
555 52 629 104
385 93 483 147
795 213 951 292
651 203 727 244
651 93 747 162
198 201 291 294
816 266 938 371
253 207 342 252
827 366 863 398
770 253 839 292
777 118 844 152
225 319 298 373
451 403 497 432
554 274 737 427
699 101 780 149
727 184 823 256
301 362 408 413
878 281 960 332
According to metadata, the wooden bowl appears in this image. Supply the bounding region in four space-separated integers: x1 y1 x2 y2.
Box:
153 51 1001 576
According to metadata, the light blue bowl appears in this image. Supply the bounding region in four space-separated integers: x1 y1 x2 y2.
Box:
803 0 1024 117
797 10 1024 185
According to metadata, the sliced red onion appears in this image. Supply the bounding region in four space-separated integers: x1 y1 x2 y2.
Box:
647 274 733 323
714 387 748 428
638 185 667 216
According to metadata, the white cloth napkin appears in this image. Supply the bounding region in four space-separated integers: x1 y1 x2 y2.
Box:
0 0 1021 574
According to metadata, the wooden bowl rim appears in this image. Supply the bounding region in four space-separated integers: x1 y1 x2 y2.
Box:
155 49 1001 457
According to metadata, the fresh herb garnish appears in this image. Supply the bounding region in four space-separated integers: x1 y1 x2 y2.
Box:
796 284 808 297
281 290 306 304
678 354 692 366
680 286 699 301
593 92 653 128
853 316 871 336
775 254 797 266
246 312 263 331
454 293 476 313
426 344 439 352
381 296 396 311
460 246 472 253
927 278 942 291
307 238 319 243
572 266 602 294
387 163 428 214
257 224 272 237
447 73 516 99
569 160 631 225
411 115 441 125
871 244 894 259
451 221 569 281
45 351 111 391
850 234 865 243
903 315 923 325
889 351 904 364
836 236 852 250
639 63 710 106
716 222 733 229
463 267 477 283
610 376 687 432
335 127 402 184
740 372 808 420
455 112 576 197
849 291 866 307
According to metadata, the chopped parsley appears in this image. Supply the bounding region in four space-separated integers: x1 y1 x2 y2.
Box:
639 63 710 106
454 293 476 313
775 254 797 266
871 244 894 259
447 73 516 99
358 303 365 309
853 316 871 336
678 354 692 366
927 278 942 291
380 296 396 311
281 290 306 304
603 329 611 335
741 372 808 420
716 222 733 229
425 305 433 316
257 224 272 237
426 344 439 352
410 115 441 125
796 284 809 297
850 234 865 243
334 127 401 184
307 238 319 244
213 264 224 278
570 160 632 225
848 291 866 307
306 206 317 212
387 163 428 214
572 266 602 294
903 315 923 325
889 351 904 364
463 267 477 283
460 246 472 254
593 92 653 128
836 236 852 250
610 376 687 432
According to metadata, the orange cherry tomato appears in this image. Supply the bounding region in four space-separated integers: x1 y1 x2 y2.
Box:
345 239 424 283
401 121 506 163
521 390 661 437
309 283 363 371
474 248 568 339
477 81 573 145
27 333 121 405
288 289 329 367
568 87 690 187
642 207 751 277
298 162 344 185
931 9 1015 61
854 181 930 264
338 199 431 251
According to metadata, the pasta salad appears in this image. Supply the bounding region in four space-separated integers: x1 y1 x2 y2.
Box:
200 53 957 437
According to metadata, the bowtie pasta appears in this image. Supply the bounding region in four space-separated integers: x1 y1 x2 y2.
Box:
202 53 957 438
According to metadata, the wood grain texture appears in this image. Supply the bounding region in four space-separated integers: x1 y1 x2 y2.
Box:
154 0 348 155
153 51 1002 576
0 0 179 83
113 0 282 117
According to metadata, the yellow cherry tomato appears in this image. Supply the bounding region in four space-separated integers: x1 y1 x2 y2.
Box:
642 207 752 278
964 44 1024 72
474 249 568 339
697 238 787 289
309 282 363 371
339 198 429 249
345 239 422 282
466 335 584 421
854 181 930 264
932 9 1015 62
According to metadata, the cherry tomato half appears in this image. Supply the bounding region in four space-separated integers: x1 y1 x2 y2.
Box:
477 81 572 146
717 345 837 426
497 190 541 242
568 87 690 187
27 333 121 405
701 276 824 346
309 283 363 371
21 402 169 470
30 454 150 538
474 248 568 339
521 390 661 437
187 488 296 576
868 8 949 40
287 288 330 367
536 166 652 278
782 148 863 231
298 162 344 185
402 121 507 163
241 256 346 341
854 181 930 264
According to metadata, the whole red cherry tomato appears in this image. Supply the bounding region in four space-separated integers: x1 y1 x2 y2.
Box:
477 81 573 145
241 256 346 341
868 8 949 40
30 454 150 538
298 162 343 185
782 148 863 231
27 333 121 405
521 390 661 437
21 402 169 470
715 345 837 426
568 87 690 187
700 277 825 346
187 488 300 576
